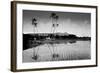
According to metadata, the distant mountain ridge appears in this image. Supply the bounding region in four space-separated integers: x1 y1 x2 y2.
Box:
23 32 91 50
23 32 70 36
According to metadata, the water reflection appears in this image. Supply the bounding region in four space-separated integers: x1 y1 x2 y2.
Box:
23 40 91 63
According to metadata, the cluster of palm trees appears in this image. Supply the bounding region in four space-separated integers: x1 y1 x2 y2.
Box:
50 13 60 59
50 13 59 33
31 13 60 60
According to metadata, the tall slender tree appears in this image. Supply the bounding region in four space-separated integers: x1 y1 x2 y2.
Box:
32 18 37 33
53 15 59 33
50 13 56 33
32 18 39 60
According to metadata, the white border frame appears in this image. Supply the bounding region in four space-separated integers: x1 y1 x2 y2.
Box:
16 3 97 70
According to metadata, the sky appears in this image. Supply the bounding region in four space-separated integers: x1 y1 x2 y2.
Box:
23 10 91 37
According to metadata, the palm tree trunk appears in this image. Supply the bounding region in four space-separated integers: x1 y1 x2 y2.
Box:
33 26 36 57
51 16 54 33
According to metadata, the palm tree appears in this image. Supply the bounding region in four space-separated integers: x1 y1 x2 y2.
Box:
50 13 60 60
32 18 38 33
55 16 59 26
32 18 37 23
55 15 58 22
53 16 59 33
52 24 55 34
53 16 60 59
50 13 56 33
32 18 39 60
51 13 56 18
50 13 59 33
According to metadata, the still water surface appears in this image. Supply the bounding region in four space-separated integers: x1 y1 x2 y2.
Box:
23 41 91 62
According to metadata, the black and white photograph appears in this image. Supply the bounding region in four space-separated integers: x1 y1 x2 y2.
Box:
23 10 91 62
11 1 97 71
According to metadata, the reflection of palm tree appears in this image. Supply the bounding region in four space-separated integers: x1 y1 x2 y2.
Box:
32 18 39 60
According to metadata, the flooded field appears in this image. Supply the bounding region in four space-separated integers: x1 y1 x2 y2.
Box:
23 40 91 63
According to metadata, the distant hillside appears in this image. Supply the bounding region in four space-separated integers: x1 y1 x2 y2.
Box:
23 32 69 36
23 32 91 40
23 33 91 50
23 32 78 41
